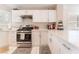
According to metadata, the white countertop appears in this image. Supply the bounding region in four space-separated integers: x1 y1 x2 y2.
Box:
32 29 67 40
48 31 79 54
32 29 48 31
0 29 16 31
48 30 68 40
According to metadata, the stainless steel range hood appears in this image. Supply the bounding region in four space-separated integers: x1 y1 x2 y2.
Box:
20 15 32 19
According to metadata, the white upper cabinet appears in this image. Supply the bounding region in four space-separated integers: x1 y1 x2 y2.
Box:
33 10 56 22
12 10 22 23
12 10 34 23
33 10 48 22
12 10 57 23
0 10 10 24
12 10 34 16
48 10 57 22
32 30 40 47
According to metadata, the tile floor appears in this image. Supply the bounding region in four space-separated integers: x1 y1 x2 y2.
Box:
12 43 51 54
12 47 32 54
39 45 51 54
12 43 32 54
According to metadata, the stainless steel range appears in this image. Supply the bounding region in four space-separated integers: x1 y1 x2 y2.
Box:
16 25 33 44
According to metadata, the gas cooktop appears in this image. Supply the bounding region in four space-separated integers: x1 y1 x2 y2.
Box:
17 25 33 31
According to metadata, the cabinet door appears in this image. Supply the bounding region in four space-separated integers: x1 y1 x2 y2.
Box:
8 31 17 47
32 31 40 47
49 10 57 22
0 11 10 24
14 10 34 15
33 10 48 22
40 31 48 46
12 10 22 23
26 10 34 15
0 31 9 48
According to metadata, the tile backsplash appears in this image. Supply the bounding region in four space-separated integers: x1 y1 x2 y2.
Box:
0 19 49 31
33 22 48 29
22 19 48 29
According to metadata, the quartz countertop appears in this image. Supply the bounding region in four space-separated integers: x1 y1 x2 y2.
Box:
48 30 68 40
32 29 48 31
0 29 17 32
48 30 79 54
32 29 67 40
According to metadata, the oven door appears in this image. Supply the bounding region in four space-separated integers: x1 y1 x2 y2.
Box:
17 32 31 42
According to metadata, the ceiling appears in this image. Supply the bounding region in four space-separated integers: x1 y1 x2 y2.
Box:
0 4 57 10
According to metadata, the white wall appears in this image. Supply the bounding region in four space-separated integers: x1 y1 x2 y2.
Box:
65 4 79 14
63 4 79 47
22 19 32 26
56 4 68 30
57 4 79 30
56 5 69 41
56 4 63 20
63 4 79 29
21 19 48 29
68 31 79 48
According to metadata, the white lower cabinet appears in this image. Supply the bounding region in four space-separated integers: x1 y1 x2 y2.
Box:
32 30 40 47
0 31 9 48
8 31 17 47
40 31 48 46
32 30 48 47
0 31 9 52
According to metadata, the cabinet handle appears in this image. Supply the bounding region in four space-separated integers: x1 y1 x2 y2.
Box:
39 32 41 46
50 38 52 42
40 32 41 38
